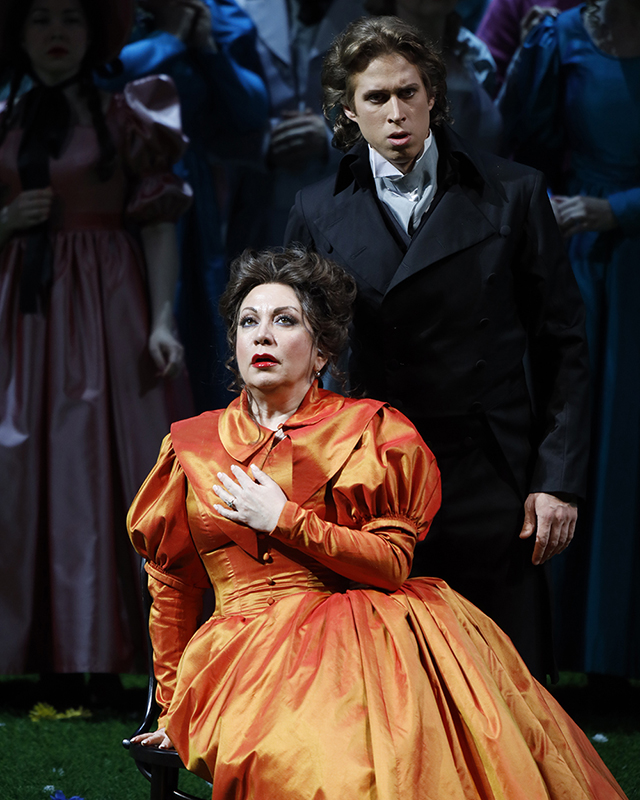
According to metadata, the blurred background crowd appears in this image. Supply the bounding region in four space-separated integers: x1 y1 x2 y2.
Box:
0 0 637 707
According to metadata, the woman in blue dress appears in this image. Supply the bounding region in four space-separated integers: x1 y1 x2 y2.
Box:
499 0 640 679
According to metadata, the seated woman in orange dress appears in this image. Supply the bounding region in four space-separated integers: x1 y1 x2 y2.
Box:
128 246 627 800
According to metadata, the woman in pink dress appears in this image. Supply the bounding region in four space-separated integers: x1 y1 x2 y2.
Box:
0 0 192 684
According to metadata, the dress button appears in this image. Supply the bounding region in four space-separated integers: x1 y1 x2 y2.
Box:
470 401 483 413
487 273 497 285
500 225 511 237
267 597 275 605
267 578 275 586
479 318 490 329
262 552 273 563
475 359 487 370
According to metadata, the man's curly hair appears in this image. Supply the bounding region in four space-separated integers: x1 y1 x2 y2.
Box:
322 16 450 152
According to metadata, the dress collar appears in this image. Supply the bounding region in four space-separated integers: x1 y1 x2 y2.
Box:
218 382 350 462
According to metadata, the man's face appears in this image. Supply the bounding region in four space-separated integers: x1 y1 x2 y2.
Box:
343 53 435 174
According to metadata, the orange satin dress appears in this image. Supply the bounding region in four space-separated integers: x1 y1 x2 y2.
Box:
128 384 627 800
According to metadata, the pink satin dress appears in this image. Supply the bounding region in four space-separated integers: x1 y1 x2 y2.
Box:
128 385 627 800
0 75 192 673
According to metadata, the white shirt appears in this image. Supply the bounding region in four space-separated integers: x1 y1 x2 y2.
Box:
369 133 439 235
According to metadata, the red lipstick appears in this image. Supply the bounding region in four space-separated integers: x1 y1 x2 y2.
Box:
252 353 279 368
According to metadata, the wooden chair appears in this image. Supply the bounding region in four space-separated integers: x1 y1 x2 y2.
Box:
122 561 203 800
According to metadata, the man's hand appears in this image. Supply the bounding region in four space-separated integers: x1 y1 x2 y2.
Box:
520 5 559 43
268 110 328 170
519 491 577 565
145 0 210 45
187 0 214 50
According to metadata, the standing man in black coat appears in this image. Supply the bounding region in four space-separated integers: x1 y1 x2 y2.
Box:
285 15 590 682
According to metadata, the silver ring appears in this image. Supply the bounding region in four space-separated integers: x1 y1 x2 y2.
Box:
227 498 237 511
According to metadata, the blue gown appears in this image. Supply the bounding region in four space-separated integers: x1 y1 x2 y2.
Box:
499 6 640 678
101 0 268 412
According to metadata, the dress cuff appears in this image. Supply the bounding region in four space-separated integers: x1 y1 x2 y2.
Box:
272 500 302 538
145 561 209 594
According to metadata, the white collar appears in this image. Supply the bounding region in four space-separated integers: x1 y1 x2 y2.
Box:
368 131 435 180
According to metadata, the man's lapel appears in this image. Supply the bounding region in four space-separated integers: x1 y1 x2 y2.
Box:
314 181 405 298
387 183 498 293
317 133 499 297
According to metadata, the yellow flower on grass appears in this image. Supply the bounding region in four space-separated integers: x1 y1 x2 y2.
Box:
58 707 91 719
29 703 58 721
29 703 92 722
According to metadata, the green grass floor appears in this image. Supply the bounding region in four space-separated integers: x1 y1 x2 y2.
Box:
0 673 638 799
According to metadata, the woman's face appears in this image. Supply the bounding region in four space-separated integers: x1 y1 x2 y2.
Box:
235 283 327 402
22 0 89 85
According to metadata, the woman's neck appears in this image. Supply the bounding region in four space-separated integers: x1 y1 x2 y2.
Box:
31 65 81 88
248 383 313 431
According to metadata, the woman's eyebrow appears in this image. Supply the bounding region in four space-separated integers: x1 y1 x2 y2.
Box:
273 306 298 313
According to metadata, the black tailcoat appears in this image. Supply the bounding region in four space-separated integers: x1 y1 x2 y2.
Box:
285 127 590 679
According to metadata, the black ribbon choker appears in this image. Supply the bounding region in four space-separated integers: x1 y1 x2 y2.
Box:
17 73 79 314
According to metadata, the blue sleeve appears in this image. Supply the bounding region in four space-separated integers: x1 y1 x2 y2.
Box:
100 1 268 132
108 31 187 89
608 188 640 236
498 16 565 185
196 0 269 130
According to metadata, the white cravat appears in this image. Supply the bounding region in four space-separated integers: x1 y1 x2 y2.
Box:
369 132 439 235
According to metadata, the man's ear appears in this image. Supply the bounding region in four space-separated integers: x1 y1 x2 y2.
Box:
343 103 357 122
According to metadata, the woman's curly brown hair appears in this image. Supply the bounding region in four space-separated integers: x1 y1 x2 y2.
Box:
322 15 450 152
219 246 357 392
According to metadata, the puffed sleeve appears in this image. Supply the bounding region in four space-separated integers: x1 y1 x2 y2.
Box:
127 434 210 725
272 406 441 591
117 75 193 225
498 16 565 186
